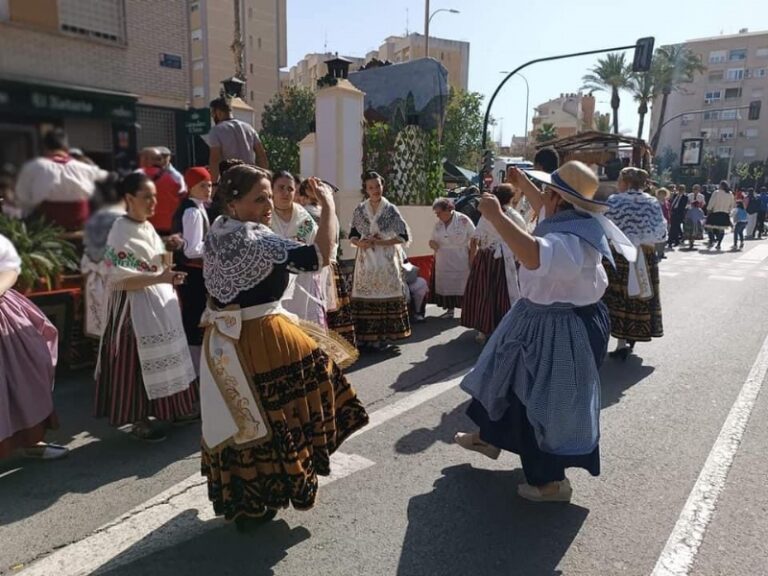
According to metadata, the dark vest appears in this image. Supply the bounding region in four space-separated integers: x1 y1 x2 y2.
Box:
172 198 209 268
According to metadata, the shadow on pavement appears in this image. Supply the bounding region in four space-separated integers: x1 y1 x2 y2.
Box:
95 512 311 576
395 401 471 455
600 356 656 409
0 370 201 526
397 464 587 576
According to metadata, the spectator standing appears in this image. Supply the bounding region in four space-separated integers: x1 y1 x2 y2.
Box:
207 97 269 183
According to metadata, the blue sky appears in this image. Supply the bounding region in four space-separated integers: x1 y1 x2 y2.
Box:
285 0 763 143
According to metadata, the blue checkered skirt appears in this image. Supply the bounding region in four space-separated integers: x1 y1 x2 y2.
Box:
460 299 609 456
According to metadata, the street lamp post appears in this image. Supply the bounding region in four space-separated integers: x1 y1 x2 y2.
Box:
500 71 530 151
424 1 459 59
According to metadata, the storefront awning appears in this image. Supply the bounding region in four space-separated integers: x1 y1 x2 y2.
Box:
0 76 138 122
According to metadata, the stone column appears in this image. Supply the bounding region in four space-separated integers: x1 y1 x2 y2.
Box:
314 79 365 257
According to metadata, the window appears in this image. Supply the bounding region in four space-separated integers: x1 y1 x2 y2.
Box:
726 68 745 81
719 126 735 140
721 109 741 120
708 71 724 82
753 68 768 78
250 90 254 101
705 90 722 103
743 148 757 158
753 88 765 99
725 87 742 99
59 0 125 43
191 29 202 41
709 50 727 64
190 2 199 12
701 128 716 139
258 37 262 49
249 63 254 74
729 48 747 61
193 60 204 71
746 128 759 139
193 86 204 98
249 35 253 48
757 48 768 58
704 111 721 121
440 51 445 60
717 146 732 158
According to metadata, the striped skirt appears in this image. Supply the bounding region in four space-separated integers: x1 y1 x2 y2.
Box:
461 247 510 335
352 297 411 344
201 314 369 520
602 246 663 342
94 291 199 427
326 262 357 348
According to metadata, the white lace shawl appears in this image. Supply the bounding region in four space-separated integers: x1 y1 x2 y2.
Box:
204 216 303 305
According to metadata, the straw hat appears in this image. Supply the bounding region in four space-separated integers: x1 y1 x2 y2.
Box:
525 160 608 213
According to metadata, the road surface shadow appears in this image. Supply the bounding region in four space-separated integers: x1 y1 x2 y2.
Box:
395 401 471 455
0 371 201 525
600 356 656 409
94 510 310 576
397 464 587 576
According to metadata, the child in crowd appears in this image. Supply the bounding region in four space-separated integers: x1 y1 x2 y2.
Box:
171 167 212 374
732 201 748 251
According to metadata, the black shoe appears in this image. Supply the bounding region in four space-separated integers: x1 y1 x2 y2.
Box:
608 348 631 362
130 423 167 443
235 509 277 532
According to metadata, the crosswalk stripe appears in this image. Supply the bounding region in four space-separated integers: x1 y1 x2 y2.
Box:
707 275 744 282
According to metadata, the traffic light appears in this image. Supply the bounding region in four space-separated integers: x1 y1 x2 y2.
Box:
748 100 761 121
482 149 494 174
632 37 655 73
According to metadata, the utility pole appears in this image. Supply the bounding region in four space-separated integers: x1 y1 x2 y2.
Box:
424 0 430 59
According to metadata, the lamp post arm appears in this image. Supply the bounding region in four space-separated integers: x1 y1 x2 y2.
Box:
482 44 637 150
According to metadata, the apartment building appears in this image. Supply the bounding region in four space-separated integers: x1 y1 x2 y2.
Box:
650 29 768 170
189 0 286 127
0 0 190 170
286 33 469 93
530 93 597 140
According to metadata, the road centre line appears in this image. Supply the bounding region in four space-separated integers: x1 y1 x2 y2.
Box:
651 327 768 576
20 376 464 576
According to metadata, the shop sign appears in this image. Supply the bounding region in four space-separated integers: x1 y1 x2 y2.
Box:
184 108 211 135
160 53 183 69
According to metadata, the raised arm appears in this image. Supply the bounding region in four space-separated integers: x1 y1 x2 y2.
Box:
478 193 541 270
308 178 337 266
507 167 545 216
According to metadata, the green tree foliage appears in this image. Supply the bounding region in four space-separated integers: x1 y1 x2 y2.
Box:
536 122 558 143
441 89 489 170
582 53 632 134
260 85 316 173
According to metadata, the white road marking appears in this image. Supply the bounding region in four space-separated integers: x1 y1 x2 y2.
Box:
20 376 463 576
659 272 679 278
707 275 744 282
651 328 768 576
736 244 768 262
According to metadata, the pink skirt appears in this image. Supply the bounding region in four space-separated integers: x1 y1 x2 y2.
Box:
0 289 58 458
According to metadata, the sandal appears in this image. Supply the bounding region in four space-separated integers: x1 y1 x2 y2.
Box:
234 509 277 532
23 442 70 460
454 432 501 460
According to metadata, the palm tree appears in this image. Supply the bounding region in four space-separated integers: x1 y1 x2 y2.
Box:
628 71 655 140
582 53 632 134
536 122 558 143
649 44 706 151
594 113 611 133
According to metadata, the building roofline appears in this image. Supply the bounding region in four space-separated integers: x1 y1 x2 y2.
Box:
684 29 768 43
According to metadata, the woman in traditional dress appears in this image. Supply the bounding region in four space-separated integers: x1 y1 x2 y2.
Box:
455 161 636 502
705 180 736 251
0 234 67 460
171 167 213 375
200 166 367 531
271 171 326 326
461 184 525 344
298 178 357 348
349 171 411 351
603 167 668 361
95 172 198 443
428 197 475 319
81 173 126 339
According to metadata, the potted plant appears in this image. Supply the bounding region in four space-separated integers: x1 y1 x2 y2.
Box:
0 215 78 293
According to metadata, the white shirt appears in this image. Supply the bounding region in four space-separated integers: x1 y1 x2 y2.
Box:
14 155 107 216
0 234 21 273
688 192 706 205
182 198 209 259
708 190 736 214
518 232 608 306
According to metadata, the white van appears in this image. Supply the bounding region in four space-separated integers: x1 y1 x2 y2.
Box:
493 156 534 187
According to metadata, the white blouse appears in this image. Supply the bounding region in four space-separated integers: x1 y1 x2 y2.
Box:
0 234 21 273
518 232 608 306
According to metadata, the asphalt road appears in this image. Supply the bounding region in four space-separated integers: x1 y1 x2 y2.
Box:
2 239 768 576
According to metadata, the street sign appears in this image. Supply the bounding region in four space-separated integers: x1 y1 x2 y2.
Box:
160 53 183 69
632 37 655 72
184 108 211 136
